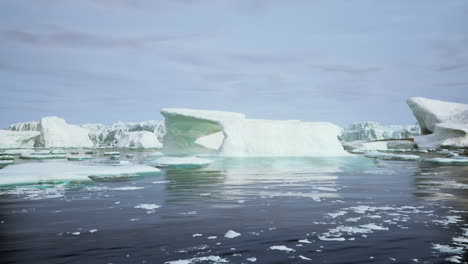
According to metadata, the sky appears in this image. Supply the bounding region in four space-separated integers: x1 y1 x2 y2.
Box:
0 0 467 128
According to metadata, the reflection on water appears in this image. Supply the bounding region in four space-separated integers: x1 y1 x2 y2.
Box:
0 153 467 263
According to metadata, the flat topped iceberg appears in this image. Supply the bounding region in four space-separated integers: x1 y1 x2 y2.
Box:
0 162 161 186
38 116 94 148
407 97 468 149
161 108 348 157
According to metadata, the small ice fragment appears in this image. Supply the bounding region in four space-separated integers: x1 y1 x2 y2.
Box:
207 236 217 239
193 233 203 237
270 245 295 252
224 230 241 238
359 223 388 230
72 232 80 235
134 204 161 210
89 229 98 233
299 255 312 261
318 236 346 241
246 257 257 262
298 239 312 244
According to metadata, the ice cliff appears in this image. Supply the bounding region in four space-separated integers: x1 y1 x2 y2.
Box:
0 130 41 148
407 97 468 149
161 108 348 157
38 117 94 148
340 121 420 142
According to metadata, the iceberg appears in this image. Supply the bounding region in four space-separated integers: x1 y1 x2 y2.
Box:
0 162 161 186
161 108 348 157
115 131 162 149
38 117 94 148
407 97 468 149
88 120 165 148
340 121 420 142
0 130 41 148
363 151 420 161
7 121 39 131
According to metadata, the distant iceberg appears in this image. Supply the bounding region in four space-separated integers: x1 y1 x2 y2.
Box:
407 97 468 149
161 108 348 157
0 130 40 148
340 121 420 142
115 131 162 149
38 117 94 148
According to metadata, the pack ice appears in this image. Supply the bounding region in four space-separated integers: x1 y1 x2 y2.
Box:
161 108 348 157
0 162 161 186
407 97 468 149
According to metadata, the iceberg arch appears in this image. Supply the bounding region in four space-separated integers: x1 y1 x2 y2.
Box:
161 108 348 157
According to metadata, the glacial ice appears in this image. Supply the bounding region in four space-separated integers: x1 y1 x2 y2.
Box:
0 130 41 148
407 97 468 149
39 117 94 148
340 121 420 142
115 131 162 149
161 108 348 157
0 162 161 186
7 121 39 131
149 156 214 168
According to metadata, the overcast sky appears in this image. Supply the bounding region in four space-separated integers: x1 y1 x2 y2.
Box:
1 0 467 128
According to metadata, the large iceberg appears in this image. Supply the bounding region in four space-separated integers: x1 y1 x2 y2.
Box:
38 117 94 148
7 121 39 132
407 97 468 149
115 131 162 149
340 121 420 142
0 130 41 148
161 108 348 157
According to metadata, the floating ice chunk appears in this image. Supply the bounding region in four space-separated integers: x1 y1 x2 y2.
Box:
104 151 120 156
115 131 162 149
89 229 98 233
315 186 338 192
270 245 295 252
445 256 462 263
318 236 346 241
161 108 348 157
193 233 203 237
431 244 463 254
298 239 312 244
359 223 389 231
149 156 214 168
207 236 217 239
0 162 160 186
164 255 228 264
342 141 388 152
20 153 66 160
67 155 92 161
422 157 468 165
0 160 14 168
299 255 312 261
0 130 40 148
363 151 420 161
134 204 160 210
72 232 80 235
327 211 347 218
0 155 15 160
246 257 257 262
224 230 241 238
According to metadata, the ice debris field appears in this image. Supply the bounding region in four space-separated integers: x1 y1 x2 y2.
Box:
0 97 467 263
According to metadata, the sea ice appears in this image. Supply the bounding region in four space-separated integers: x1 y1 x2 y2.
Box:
0 162 160 185
422 157 468 165
165 255 228 264
149 156 214 168
224 230 241 238
269 245 295 252
363 151 420 161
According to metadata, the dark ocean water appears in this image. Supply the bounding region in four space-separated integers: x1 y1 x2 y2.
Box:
0 152 467 264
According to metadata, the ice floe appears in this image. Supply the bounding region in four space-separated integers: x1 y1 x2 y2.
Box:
149 156 214 168
165 255 228 264
269 245 295 252
363 151 420 161
224 230 241 238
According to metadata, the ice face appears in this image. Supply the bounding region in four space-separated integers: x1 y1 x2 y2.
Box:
0 162 161 186
0 130 41 148
161 108 349 157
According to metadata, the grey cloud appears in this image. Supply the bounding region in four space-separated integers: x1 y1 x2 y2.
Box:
0 28 207 49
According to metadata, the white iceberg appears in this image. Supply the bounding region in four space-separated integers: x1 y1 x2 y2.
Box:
340 121 420 142
407 97 468 149
161 108 348 157
38 117 94 148
149 156 214 168
0 130 41 148
342 141 388 152
7 121 39 131
115 131 162 149
0 162 161 186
